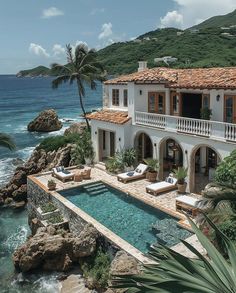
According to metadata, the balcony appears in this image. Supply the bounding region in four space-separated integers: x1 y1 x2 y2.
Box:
135 111 236 143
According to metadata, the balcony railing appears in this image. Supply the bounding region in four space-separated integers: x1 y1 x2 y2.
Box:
135 111 236 143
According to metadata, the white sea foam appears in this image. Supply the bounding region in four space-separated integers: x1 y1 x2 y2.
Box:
0 158 15 187
34 276 60 293
16 146 35 160
3 226 28 252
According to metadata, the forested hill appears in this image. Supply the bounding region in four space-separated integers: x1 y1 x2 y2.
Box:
17 9 236 77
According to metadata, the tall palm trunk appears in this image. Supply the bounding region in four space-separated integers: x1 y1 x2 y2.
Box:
77 79 90 130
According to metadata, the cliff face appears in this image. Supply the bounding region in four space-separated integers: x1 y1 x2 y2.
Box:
0 143 76 206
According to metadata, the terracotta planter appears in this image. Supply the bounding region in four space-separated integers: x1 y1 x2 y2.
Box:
146 171 158 182
47 183 56 191
177 182 187 194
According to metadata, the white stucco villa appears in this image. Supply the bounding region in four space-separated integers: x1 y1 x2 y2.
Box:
87 62 236 193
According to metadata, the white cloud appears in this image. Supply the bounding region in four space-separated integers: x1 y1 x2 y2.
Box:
52 44 65 56
160 10 183 28
42 7 64 19
164 0 236 28
29 43 50 58
90 8 105 15
98 22 113 40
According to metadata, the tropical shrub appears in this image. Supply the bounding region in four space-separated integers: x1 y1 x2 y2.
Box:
72 129 94 164
37 134 80 152
105 149 137 173
144 158 159 173
123 148 137 167
200 107 212 120
214 149 236 189
112 216 236 293
173 167 188 184
81 248 111 289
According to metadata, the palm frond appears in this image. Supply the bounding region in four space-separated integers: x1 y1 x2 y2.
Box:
111 215 236 293
0 133 16 150
52 75 71 89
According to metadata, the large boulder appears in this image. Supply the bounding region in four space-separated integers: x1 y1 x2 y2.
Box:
27 109 62 132
64 122 87 136
106 251 141 293
13 224 98 272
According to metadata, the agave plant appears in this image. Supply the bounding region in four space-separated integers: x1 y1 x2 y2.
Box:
112 215 236 293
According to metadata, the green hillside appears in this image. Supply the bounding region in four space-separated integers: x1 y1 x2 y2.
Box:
16 65 51 77
192 9 236 29
16 9 236 77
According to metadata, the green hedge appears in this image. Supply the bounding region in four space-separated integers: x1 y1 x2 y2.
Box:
37 133 81 152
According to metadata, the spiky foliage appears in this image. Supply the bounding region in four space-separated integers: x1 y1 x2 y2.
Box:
144 158 159 172
0 133 16 150
112 216 236 293
173 167 188 184
51 44 106 129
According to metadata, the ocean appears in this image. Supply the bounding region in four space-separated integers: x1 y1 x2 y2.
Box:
0 75 102 292
0 75 102 186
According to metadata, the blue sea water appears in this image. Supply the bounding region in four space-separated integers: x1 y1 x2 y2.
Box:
0 75 102 186
0 75 102 292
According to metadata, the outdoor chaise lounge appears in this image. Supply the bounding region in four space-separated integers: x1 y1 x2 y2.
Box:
52 166 74 183
117 163 148 183
146 176 178 196
176 195 201 217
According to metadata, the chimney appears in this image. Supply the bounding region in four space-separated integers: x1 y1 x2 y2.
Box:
138 61 148 72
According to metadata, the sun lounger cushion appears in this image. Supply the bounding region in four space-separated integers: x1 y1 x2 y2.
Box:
52 168 73 178
118 171 140 179
176 195 200 207
146 181 174 191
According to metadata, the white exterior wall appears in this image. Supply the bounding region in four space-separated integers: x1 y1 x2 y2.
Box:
90 119 131 162
106 83 236 123
108 84 129 111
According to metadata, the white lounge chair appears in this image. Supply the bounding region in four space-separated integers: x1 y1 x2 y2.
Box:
117 163 148 183
52 166 74 183
176 195 201 217
146 176 178 196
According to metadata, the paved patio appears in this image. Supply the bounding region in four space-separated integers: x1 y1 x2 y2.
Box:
33 166 205 258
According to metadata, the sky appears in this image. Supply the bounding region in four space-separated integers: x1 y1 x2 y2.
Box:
0 0 236 74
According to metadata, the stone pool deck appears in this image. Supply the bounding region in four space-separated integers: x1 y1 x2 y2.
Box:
29 166 205 261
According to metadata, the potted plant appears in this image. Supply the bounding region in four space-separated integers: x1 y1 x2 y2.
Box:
144 158 159 182
173 167 188 193
47 179 56 191
200 107 212 120
123 148 137 172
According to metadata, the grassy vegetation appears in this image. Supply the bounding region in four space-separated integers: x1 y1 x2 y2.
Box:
47 214 64 224
37 133 81 152
80 248 111 289
40 202 57 213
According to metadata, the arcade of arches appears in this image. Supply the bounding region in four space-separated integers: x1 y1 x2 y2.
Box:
134 132 221 193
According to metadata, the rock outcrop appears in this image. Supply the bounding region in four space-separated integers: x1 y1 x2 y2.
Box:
13 224 98 272
27 109 62 132
64 122 87 136
106 251 141 293
0 143 75 203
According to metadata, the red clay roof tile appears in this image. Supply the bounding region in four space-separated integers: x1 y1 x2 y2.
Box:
104 67 236 89
86 110 130 125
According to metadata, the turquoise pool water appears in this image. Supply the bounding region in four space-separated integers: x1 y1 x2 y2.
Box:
59 181 192 253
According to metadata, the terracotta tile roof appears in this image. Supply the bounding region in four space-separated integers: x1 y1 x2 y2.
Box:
86 110 130 125
104 67 236 89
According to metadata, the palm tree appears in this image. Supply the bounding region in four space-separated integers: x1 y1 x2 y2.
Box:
112 216 236 293
0 133 16 150
51 44 106 129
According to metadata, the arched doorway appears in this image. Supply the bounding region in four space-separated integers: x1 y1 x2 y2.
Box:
134 132 153 162
159 138 183 180
190 145 221 193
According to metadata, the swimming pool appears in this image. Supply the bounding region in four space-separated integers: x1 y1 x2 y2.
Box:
59 181 192 253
